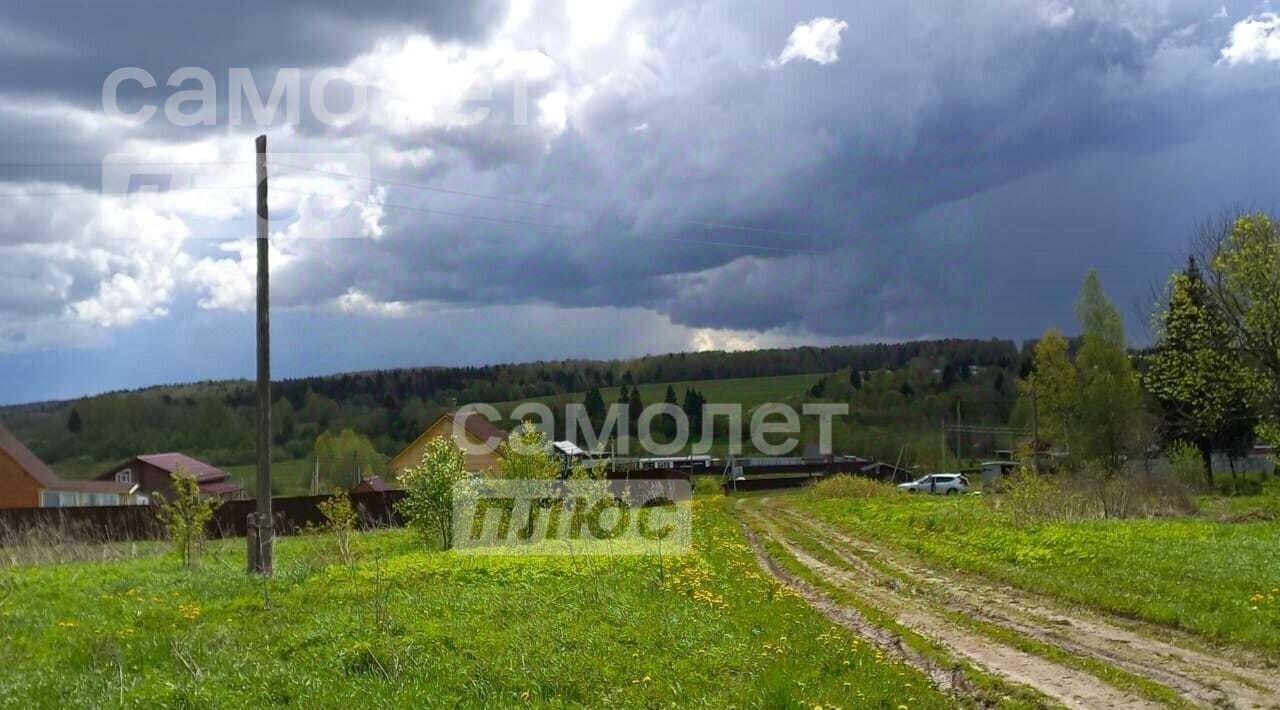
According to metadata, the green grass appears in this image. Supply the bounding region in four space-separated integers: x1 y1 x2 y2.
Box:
0 498 950 708
789 491 1280 657
226 458 316 497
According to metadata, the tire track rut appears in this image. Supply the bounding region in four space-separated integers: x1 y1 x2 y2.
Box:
739 504 1162 710
763 502 1280 710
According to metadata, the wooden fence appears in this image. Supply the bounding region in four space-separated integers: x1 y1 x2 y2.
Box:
0 490 405 544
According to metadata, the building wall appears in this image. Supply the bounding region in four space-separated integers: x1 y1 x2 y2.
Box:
100 460 176 500
0 448 41 509
392 418 502 475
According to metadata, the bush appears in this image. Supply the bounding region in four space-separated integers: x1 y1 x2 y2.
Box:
809 475 896 499
317 488 359 565
1212 474 1265 497
991 464 1196 524
692 475 722 497
1166 441 1207 492
991 468 1080 526
498 422 562 479
154 470 219 569
398 437 472 549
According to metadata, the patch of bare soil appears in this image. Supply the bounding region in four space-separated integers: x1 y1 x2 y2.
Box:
741 507 1162 710
763 502 1280 710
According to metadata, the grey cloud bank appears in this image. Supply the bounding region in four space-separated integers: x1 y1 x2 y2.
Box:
2 0 1279 403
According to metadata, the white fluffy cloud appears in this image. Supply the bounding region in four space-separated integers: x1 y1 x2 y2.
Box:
1041 2 1076 28
1220 12 1280 64
772 17 849 67
333 288 412 317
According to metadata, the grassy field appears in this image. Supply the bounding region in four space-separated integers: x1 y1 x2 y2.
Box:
225 458 316 497
0 498 952 708
6 479 1279 707
789 489 1280 656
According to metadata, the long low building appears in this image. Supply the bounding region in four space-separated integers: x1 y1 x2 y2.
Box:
0 424 141 509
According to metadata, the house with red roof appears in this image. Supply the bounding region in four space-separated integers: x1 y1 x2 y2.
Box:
96 453 242 502
0 424 140 509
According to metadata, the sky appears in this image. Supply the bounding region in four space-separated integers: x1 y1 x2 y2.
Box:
3 1 1280 405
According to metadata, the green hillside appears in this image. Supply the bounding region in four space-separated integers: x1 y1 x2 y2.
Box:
0 339 1024 480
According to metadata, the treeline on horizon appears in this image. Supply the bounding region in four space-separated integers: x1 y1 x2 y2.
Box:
1 338 1027 476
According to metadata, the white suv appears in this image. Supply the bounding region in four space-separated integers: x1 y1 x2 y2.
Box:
898 474 970 495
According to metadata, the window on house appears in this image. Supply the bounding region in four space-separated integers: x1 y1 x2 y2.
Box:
40 491 59 508
115 468 132 483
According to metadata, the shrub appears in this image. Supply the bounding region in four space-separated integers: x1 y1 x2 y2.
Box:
692 475 722 497
498 421 562 479
1212 474 1265 497
1167 441 1207 491
318 488 359 565
809 475 896 499
154 469 219 569
398 437 472 549
993 464 1196 524
991 467 1078 525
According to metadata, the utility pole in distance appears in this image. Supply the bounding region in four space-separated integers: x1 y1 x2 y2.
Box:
249 134 274 575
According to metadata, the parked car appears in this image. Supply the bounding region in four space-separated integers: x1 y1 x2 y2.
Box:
897 474 970 495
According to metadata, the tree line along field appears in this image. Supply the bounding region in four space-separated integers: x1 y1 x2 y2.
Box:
10 358 1020 496
0 338 1024 484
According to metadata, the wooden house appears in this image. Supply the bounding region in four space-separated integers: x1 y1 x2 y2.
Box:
0 424 140 509
96 453 241 501
389 410 508 475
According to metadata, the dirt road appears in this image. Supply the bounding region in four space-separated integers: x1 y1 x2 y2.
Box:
737 497 1280 710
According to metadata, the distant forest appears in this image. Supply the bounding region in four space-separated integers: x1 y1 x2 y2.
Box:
0 338 1028 476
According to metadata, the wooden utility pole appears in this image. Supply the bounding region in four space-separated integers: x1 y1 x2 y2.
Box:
248 134 274 575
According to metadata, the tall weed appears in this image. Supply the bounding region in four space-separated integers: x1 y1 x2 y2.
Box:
809 475 897 499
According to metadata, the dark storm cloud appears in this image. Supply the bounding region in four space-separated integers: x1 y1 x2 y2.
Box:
5 0 1280 404
267 0 1259 342
0 1 507 100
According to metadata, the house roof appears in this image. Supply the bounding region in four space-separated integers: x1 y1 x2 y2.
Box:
0 423 135 494
352 475 391 493
450 410 507 444
391 409 509 468
134 453 228 482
